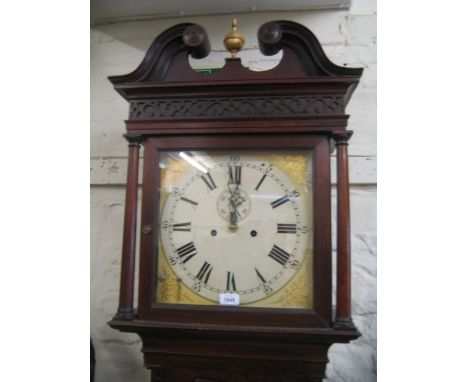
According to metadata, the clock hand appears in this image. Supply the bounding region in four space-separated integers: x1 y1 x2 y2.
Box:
228 192 239 232
229 197 238 224
234 188 246 207
227 166 239 231
228 165 235 186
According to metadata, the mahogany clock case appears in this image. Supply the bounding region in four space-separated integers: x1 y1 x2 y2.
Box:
106 19 363 382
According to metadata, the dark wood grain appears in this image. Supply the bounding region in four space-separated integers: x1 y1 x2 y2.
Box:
333 132 355 329
114 134 143 320
107 20 363 381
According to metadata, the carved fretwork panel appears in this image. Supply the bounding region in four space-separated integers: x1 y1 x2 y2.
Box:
129 95 344 121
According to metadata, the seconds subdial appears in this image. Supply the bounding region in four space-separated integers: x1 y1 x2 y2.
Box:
217 187 251 223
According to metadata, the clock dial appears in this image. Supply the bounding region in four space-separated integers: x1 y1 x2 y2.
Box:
158 152 313 306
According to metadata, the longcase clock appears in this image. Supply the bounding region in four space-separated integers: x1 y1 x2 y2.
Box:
108 19 363 382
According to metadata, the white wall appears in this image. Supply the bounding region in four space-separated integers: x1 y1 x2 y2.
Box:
91 2 376 381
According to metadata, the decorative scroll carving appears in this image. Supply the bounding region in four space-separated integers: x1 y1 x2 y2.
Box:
108 23 211 86
182 25 210 59
257 22 283 56
129 95 344 120
258 21 364 78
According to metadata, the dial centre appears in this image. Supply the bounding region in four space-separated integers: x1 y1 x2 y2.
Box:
216 186 252 223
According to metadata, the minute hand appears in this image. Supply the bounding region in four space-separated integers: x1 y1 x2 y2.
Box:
227 166 240 228
229 197 238 225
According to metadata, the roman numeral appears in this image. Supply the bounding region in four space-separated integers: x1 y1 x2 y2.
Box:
196 261 213 284
180 196 198 206
200 172 217 191
271 195 290 209
255 268 266 283
268 245 291 266
226 271 236 291
172 222 191 232
277 223 297 234
235 166 241 184
176 242 197 263
255 174 266 191
291 190 300 198
228 165 241 185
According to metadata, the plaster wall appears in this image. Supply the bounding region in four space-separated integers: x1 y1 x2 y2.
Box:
91 2 376 381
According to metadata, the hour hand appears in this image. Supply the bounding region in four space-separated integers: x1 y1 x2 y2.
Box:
229 198 237 224
229 211 237 225
228 165 234 186
228 197 239 231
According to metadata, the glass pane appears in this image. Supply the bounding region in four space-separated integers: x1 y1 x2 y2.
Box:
155 150 314 309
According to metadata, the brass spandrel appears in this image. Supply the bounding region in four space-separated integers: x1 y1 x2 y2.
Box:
266 153 312 192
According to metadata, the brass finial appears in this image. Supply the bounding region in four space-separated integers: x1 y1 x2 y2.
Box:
223 19 245 58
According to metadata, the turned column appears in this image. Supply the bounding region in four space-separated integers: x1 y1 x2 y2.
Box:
114 134 143 320
333 131 355 329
